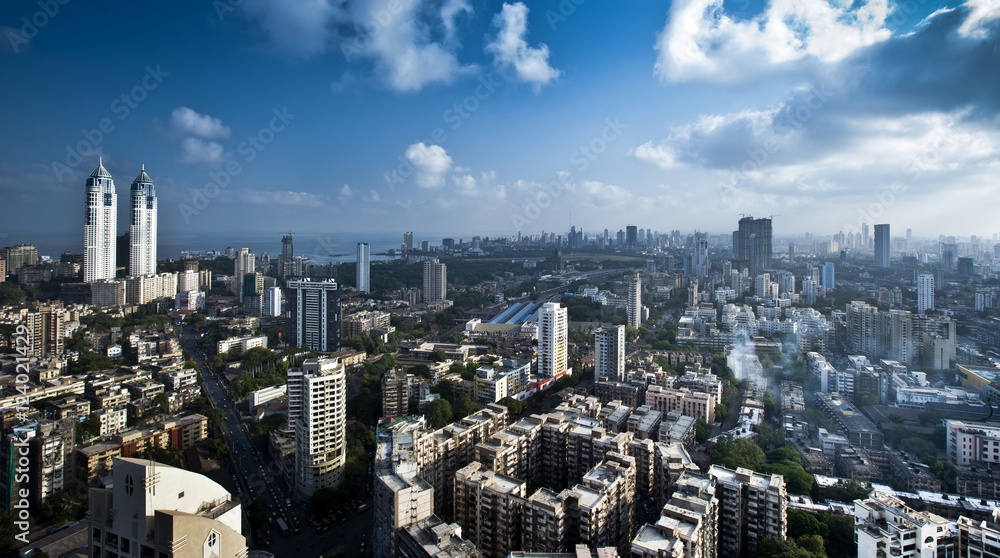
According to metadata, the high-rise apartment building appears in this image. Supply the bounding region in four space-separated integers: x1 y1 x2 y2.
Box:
357 242 371 292
233 247 254 300
918 273 934 314
404 231 414 252
281 233 294 278
84 159 117 282
595 325 625 382
874 223 891 268
846 301 880 356
2 244 38 276
538 303 568 379
22 303 65 358
287 278 341 352
708 465 787 557
693 232 709 277
423 258 447 302
288 357 347 496
88 457 247 558
0 419 75 513
453 462 527 558
733 216 772 277
128 166 157 276
627 273 642 328
822 262 835 289
631 471 718 558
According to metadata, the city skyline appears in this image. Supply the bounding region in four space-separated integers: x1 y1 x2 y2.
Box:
2 1 999 239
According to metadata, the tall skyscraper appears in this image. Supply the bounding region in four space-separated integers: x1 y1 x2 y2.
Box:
404 231 414 252
538 302 568 379
918 273 935 314
281 233 294 278
357 242 370 292
423 258 447 302
733 216 772 277
906 228 913 248
862 223 870 247
595 325 625 382
287 278 341 352
693 232 709 277
128 165 157 276
84 159 117 282
288 357 347 496
626 225 638 247
627 273 642 328
822 262 835 289
233 247 254 300
874 224 891 268
88 457 247 558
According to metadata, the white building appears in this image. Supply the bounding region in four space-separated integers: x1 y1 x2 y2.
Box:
538 302 568 379
357 242 370 292
263 286 282 317
628 273 642 328
423 258 447 302
822 262 835 289
595 325 625 382
854 491 952 558
233 247 254 300
288 357 347 496
88 457 247 558
249 384 287 409
177 269 200 292
175 290 205 311
126 272 178 305
946 419 1000 467
128 166 157 276
918 273 935 314
216 334 267 355
84 159 117 283
95 406 129 436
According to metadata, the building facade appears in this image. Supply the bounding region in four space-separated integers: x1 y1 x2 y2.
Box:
538 303 568 379
289 357 347 496
423 259 447 302
128 166 157 276
595 325 625 383
287 278 342 352
357 242 371 292
84 160 117 282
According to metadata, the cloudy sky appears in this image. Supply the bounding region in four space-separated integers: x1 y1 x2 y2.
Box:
1 0 998 242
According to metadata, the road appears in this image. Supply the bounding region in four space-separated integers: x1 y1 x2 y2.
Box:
181 328 300 546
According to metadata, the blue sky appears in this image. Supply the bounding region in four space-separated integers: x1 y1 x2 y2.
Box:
1 0 998 244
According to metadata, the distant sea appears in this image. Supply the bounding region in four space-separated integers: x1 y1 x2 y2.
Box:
15 232 406 265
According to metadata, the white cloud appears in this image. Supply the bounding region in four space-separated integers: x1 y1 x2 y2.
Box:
631 142 679 170
239 189 326 206
170 107 230 139
654 0 891 83
338 184 353 202
487 2 560 90
405 142 453 188
179 138 226 165
368 189 382 202
440 0 473 39
958 0 1000 37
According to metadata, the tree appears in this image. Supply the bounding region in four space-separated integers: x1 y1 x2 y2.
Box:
787 509 823 539
756 423 784 450
455 395 481 420
796 534 825 556
184 360 199 369
429 348 447 362
751 537 823 558
767 446 803 465
888 412 904 424
154 392 170 415
901 436 939 466
499 396 525 416
715 403 728 421
711 436 764 470
209 438 230 457
821 513 858 558
426 399 453 428
695 419 711 443
824 479 871 502
206 408 225 430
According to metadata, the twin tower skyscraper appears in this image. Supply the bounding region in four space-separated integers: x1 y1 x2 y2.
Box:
84 158 157 282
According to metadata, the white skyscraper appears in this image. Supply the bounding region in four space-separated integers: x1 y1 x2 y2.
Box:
423 258 447 302
288 357 347 496
357 242 370 292
627 273 642 328
918 273 934 314
538 302 567 379
822 262 835 289
128 165 157 276
84 159 117 283
233 247 254 300
595 325 625 382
